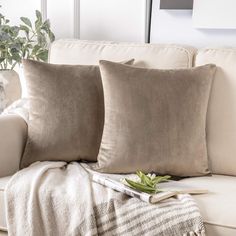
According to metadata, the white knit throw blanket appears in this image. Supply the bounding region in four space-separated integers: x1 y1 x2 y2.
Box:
5 161 205 236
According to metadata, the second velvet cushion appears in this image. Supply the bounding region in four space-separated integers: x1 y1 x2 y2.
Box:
93 61 216 176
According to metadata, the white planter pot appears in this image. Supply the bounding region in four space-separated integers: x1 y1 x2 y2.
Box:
0 70 22 113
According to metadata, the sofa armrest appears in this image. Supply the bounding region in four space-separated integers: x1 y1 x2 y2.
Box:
0 114 27 177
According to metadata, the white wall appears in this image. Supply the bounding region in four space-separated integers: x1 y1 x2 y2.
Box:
0 0 78 39
0 0 148 42
1 0 41 26
2 0 236 47
80 0 148 42
151 0 236 47
47 0 76 39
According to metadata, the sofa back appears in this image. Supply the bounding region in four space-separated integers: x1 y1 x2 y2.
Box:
49 40 236 176
195 49 236 176
49 40 195 69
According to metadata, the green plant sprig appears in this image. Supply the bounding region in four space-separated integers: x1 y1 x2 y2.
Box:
0 8 55 70
124 171 171 194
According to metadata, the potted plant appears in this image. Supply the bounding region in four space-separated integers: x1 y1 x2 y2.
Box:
0 9 55 112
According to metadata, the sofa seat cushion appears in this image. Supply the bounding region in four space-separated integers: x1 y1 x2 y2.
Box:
181 174 236 236
0 176 11 232
1 174 235 235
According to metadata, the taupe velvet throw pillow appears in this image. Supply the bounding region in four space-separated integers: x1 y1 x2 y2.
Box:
21 59 134 168
93 61 216 176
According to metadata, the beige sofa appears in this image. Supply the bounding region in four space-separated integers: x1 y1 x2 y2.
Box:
1 40 236 235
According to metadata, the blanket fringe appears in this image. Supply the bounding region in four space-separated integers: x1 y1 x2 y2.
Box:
183 230 206 236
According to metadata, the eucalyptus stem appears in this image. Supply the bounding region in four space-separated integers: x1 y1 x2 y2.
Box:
21 30 36 59
3 59 7 70
10 61 18 70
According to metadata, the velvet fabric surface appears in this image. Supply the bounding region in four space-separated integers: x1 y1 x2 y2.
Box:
94 61 216 176
21 59 134 168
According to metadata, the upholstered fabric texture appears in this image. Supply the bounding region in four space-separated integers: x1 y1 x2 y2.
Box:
94 61 216 176
0 115 27 177
49 40 196 69
180 174 236 233
0 176 11 232
196 49 236 176
21 59 133 168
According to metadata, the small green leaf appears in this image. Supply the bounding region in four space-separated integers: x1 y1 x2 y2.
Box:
31 45 41 55
10 26 20 37
125 179 157 194
36 50 48 61
153 175 171 185
20 17 32 28
48 30 55 42
20 25 29 35
143 175 155 188
36 10 42 22
35 20 40 31
35 11 42 31
11 53 21 62
42 19 50 29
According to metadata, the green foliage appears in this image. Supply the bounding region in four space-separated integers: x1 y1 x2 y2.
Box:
0 9 55 70
124 171 171 194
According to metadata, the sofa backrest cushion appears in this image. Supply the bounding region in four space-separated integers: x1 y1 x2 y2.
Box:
196 48 236 176
49 40 196 69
